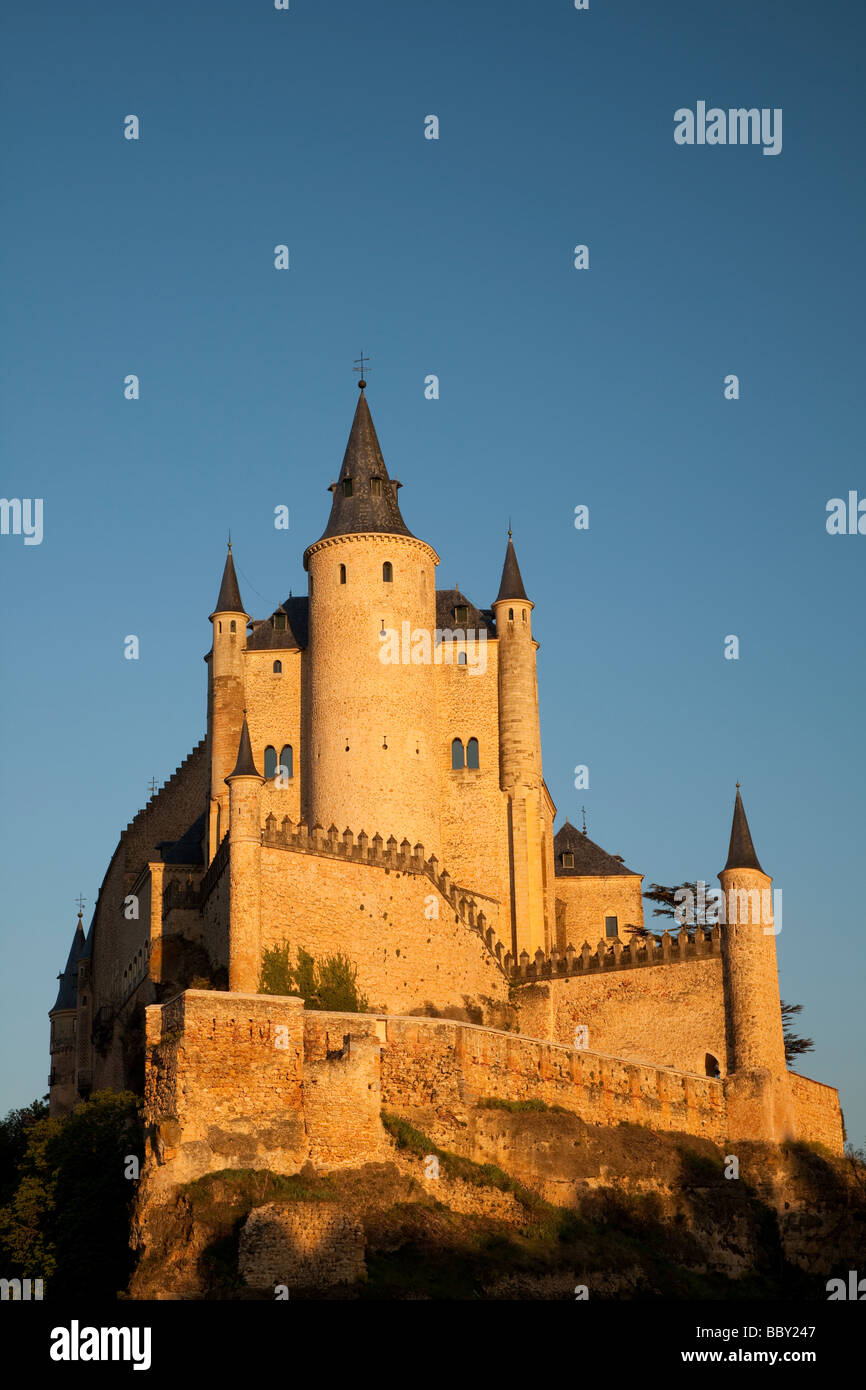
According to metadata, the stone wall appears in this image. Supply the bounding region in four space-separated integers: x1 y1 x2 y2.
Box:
259 844 511 1021
238 1203 365 1291
516 954 727 1077
554 873 645 950
788 1072 844 1153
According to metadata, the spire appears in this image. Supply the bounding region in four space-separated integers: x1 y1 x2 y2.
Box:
51 911 88 1012
213 541 245 615
226 716 261 781
309 387 414 550
723 784 764 873
495 530 529 603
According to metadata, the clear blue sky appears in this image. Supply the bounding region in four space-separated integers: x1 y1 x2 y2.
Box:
1 0 863 1143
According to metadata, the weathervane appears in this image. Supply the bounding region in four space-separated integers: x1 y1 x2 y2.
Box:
353 351 371 388
580 805 587 834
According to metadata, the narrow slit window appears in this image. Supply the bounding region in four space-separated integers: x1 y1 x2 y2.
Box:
383 561 393 582
339 563 346 584
342 478 353 497
370 477 382 497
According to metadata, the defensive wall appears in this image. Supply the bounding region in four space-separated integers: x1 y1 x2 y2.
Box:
141 990 844 1209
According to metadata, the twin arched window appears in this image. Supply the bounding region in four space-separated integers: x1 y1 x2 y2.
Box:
264 744 294 781
451 737 479 769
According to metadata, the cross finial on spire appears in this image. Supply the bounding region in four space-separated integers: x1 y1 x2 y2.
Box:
353 351 370 389
228 530 232 551
580 805 587 834
148 776 158 798
75 893 86 916
508 517 512 540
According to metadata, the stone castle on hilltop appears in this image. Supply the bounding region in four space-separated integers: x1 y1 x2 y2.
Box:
48 382 844 1179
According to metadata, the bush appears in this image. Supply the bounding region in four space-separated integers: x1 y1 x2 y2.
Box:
259 941 368 1012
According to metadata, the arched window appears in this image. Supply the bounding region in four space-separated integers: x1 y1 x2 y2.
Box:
508 608 514 621
279 745 293 780
218 621 222 633
458 651 467 665
264 745 277 779
383 561 393 583
522 610 526 622
230 620 236 632
339 563 346 584
451 738 465 769
273 660 282 674
705 1053 721 1078
466 737 479 769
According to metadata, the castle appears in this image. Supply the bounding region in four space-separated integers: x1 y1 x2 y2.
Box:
48 381 844 1173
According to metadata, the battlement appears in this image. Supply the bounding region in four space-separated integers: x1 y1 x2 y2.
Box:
511 925 722 985
123 739 207 834
262 815 510 975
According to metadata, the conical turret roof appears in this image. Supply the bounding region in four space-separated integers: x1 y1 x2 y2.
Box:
213 543 245 615
308 387 414 552
226 717 261 781
495 532 529 603
723 785 764 873
51 912 88 1012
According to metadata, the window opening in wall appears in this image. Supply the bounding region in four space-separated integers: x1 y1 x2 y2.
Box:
383 561 393 582
273 611 287 631
343 478 353 497
451 738 464 769
370 477 382 497
264 745 277 779
561 851 574 868
705 1053 721 1078
455 605 468 624
508 608 514 621
466 737 479 769
279 745 293 779
339 564 346 584
605 915 619 938
273 660 282 674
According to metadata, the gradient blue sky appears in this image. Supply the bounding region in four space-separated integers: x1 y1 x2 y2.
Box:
2 0 863 1141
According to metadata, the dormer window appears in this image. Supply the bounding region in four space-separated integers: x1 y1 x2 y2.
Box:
561 851 574 868
370 477 382 497
454 605 469 625
342 478 353 497
273 611 287 631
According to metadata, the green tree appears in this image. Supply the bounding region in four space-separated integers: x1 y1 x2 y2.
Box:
259 939 296 995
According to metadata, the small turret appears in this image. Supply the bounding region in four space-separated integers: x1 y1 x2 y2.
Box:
206 542 249 861
225 717 264 993
491 531 546 958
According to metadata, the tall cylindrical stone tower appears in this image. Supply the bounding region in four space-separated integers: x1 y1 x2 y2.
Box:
207 543 249 861
492 534 547 958
719 785 793 1141
226 717 263 993
303 384 441 856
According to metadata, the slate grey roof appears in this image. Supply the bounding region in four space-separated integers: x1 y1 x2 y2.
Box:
554 820 639 877
157 811 206 865
495 534 529 603
435 590 497 638
723 786 764 873
227 717 261 780
213 544 245 614
246 596 310 651
51 915 89 1012
306 388 414 559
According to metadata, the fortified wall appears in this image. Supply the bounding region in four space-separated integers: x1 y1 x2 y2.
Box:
514 929 727 1076
141 990 845 1211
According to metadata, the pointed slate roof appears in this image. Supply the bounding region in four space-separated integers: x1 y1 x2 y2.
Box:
495 533 529 603
246 596 310 651
51 913 88 1012
553 820 639 877
308 387 414 552
723 785 764 873
435 589 497 638
213 543 245 615
226 716 261 781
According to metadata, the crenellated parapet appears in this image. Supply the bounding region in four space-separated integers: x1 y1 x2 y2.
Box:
510 925 722 984
262 815 510 974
